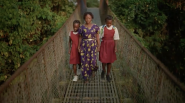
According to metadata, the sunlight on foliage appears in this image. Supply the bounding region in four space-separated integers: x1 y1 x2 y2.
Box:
0 0 75 83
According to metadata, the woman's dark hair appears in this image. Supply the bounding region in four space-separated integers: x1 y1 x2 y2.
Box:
105 15 113 21
73 20 80 25
83 12 94 19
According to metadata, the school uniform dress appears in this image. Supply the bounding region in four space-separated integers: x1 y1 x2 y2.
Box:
78 24 99 80
69 31 80 64
99 25 119 63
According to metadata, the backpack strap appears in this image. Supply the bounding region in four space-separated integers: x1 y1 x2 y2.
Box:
100 25 116 38
100 25 106 37
112 25 116 30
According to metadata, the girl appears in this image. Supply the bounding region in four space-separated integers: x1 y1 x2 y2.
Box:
99 15 120 82
69 20 81 81
78 12 100 83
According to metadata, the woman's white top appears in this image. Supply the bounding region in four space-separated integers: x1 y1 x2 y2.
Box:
99 25 120 40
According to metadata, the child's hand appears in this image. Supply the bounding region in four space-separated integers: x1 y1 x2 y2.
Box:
97 46 100 52
69 49 71 54
115 47 117 52
78 46 80 53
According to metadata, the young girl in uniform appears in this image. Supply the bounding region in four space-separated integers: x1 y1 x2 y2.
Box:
99 15 120 82
69 20 81 81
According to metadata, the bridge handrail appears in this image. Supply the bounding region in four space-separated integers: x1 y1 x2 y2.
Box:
100 0 185 93
0 1 84 94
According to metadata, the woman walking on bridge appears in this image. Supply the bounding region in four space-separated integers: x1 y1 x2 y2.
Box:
78 12 100 83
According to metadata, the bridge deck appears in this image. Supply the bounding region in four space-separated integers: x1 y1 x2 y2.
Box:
63 64 119 103
62 8 119 103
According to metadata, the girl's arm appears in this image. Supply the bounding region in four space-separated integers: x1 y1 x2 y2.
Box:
78 36 82 52
96 33 100 52
114 40 117 52
69 37 72 54
114 27 119 52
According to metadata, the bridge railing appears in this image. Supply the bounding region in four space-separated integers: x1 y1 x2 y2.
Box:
100 0 185 103
0 1 84 103
1 0 185 102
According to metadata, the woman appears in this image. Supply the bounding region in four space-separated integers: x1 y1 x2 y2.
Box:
78 12 100 83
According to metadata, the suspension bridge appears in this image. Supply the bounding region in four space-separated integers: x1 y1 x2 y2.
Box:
0 0 185 103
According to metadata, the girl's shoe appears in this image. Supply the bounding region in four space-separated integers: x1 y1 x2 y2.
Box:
106 75 112 82
72 75 78 81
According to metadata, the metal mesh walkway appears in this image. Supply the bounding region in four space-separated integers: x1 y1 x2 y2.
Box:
1 1 185 103
62 63 119 103
62 8 119 103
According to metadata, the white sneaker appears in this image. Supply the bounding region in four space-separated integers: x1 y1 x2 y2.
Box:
77 69 81 75
72 75 78 81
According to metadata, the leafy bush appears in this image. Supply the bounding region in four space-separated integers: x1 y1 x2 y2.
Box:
0 0 74 84
86 0 99 7
110 0 185 83
110 0 167 50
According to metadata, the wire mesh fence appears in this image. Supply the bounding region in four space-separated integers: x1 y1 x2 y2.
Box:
1 0 185 103
99 0 185 103
0 4 82 103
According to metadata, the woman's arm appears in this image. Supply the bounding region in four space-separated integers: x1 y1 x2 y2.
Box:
96 33 100 52
78 36 82 52
69 37 72 54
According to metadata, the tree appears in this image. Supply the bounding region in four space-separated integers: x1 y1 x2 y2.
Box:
110 0 185 83
0 0 74 84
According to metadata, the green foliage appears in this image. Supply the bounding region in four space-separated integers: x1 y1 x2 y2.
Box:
86 0 99 7
110 0 167 53
110 0 185 83
0 0 74 83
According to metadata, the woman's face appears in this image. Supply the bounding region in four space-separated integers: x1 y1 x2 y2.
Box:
85 14 92 24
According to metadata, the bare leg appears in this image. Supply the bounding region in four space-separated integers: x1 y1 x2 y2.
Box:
92 62 97 77
107 63 111 75
106 63 112 82
102 63 106 72
78 64 81 69
72 64 78 81
73 64 77 75
101 63 106 79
